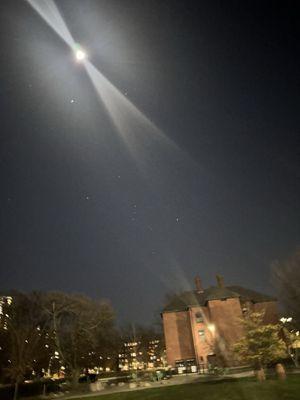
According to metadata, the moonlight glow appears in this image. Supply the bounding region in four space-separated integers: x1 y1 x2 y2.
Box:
75 49 86 61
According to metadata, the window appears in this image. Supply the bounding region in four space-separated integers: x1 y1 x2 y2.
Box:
198 329 205 342
195 312 204 323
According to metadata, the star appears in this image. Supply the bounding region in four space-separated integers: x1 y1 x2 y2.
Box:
70 99 75 103
85 196 90 200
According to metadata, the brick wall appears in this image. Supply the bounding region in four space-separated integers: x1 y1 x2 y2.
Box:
253 301 279 324
162 311 195 367
162 298 279 367
189 306 213 364
208 298 244 364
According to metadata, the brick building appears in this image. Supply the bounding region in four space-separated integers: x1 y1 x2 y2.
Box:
162 276 278 368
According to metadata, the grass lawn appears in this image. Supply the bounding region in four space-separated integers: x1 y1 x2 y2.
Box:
73 376 300 400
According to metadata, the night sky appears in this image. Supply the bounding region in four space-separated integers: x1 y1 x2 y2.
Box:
0 0 299 324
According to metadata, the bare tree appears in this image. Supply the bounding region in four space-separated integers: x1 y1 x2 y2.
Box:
0 291 117 395
272 247 300 325
41 292 115 386
1 292 47 400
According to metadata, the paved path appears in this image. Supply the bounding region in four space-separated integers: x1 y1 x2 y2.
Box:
53 375 203 399
55 371 255 400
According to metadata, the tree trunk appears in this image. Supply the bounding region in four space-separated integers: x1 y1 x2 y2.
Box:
71 369 80 388
13 381 19 400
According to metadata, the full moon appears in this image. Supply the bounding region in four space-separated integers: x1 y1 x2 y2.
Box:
75 49 86 61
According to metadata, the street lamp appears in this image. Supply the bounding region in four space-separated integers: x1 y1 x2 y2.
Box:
280 317 293 324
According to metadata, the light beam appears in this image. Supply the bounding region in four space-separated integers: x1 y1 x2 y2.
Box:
26 0 196 171
26 0 75 48
84 60 189 168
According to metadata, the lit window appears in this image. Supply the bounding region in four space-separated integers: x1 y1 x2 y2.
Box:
198 330 205 342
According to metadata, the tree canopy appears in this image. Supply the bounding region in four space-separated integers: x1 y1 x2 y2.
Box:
0 290 118 392
233 311 287 369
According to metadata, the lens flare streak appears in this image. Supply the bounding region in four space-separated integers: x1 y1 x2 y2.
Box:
26 0 75 48
84 61 186 165
26 0 194 170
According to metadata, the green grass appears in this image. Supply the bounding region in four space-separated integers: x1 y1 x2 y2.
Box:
74 376 300 400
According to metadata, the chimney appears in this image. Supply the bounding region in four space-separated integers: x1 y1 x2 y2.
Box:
216 274 225 288
195 276 204 293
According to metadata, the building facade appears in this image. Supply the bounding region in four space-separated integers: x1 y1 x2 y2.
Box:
162 276 278 368
118 338 166 371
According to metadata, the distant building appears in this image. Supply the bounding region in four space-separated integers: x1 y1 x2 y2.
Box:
118 338 166 371
162 276 278 368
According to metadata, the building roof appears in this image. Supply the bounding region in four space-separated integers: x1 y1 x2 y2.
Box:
162 285 276 313
227 286 277 304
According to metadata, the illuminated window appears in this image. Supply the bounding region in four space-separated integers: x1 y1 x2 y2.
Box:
198 330 205 342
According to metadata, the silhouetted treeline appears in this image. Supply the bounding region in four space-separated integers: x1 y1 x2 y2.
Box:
0 291 118 398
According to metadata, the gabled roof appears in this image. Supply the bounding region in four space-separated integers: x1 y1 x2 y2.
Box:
162 285 276 313
227 286 277 304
